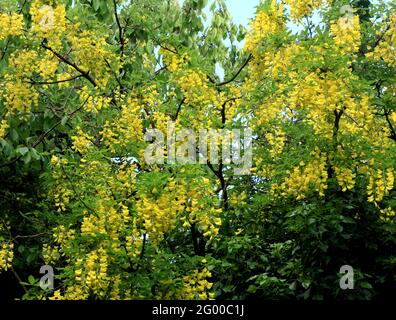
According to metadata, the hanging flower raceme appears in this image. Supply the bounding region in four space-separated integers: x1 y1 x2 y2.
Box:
330 14 361 55
0 12 24 40
366 14 396 68
285 0 331 21
244 0 285 53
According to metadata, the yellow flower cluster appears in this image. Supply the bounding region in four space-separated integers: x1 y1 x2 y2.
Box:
79 87 112 114
161 50 189 72
69 30 116 87
80 203 126 242
56 72 73 88
247 31 300 82
83 247 110 295
255 156 274 179
179 178 222 240
53 225 76 246
335 167 356 192
0 241 14 271
37 52 59 81
285 0 329 21
42 225 76 264
71 127 94 154
229 191 247 207
48 290 64 300
272 150 328 199
177 268 215 300
289 71 368 139
137 184 185 243
107 163 138 200
380 207 395 222
4 50 41 118
134 177 221 245
108 275 122 300
44 157 145 298
367 168 394 204
30 1 66 49
367 14 396 68
151 111 173 135
100 98 143 153
48 247 111 299
254 94 286 128
340 95 374 136
52 185 72 212
330 15 361 54
0 120 9 139
244 0 285 53
0 12 24 40
42 243 59 264
177 70 219 108
265 129 286 159
49 284 92 300
4 80 39 117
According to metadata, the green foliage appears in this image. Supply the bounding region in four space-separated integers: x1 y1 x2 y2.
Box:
0 0 395 301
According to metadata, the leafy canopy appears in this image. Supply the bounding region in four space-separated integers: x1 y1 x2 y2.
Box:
0 0 395 300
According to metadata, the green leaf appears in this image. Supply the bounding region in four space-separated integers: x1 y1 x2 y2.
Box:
61 116 69 126
30 148 41 160
361 282 373 289
93 0 101 11
10 129 19 141
23 152 32 164
16 146 29 156
28 275 36 285
247 285 257 293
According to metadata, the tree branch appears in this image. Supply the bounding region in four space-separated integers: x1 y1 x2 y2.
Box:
173 97 186 121
26 74 83 86
216 54 252 87
113 0 125 59
384 110 396 142
41 42 97 87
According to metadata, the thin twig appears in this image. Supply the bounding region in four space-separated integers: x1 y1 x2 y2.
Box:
27 74 83 85
216 54 252 87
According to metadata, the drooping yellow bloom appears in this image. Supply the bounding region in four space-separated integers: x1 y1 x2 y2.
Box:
271 149 328 199
30 1 66 49
71 127 94 154
330 15 361 54
285 0 330 21
100 97 143 153
48 290 64 300
265 129 286 159
380 207 395 222
0 12 24 40
245 0 285 53
335 167 356 192
0 241 14 271
177 268 214 300
0 120 9 139
69 30 117 87
4 80 39 117
367 168 394 204
177 69 219 108
367 14 396 68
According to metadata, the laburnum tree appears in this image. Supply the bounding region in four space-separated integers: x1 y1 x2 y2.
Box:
0 0 395 300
